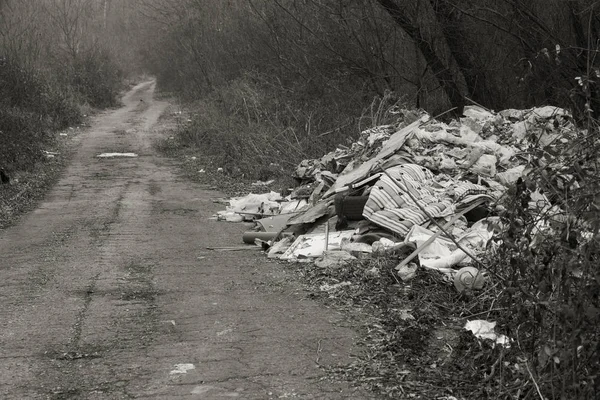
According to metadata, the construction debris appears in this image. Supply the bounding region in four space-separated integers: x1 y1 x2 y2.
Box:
214 104 578 289
280 231 354 261
215 191 286 221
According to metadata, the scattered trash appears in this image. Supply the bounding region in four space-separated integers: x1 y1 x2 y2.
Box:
242 231 292 244
251 179 275 186
464 320 511 348
453 266 487 292
341 241 373 253
279 200 307 214
206 246 263 252
267 236 294 259
285 201 329 225
396 262 418 282
216 191 284 221
371 237 399 253
255 214 298 232
280 231 354 261
398 309 415 321
43 150 60 160
169 363 195 375
218 213 244 223
319 281 351 292
97 152 138 158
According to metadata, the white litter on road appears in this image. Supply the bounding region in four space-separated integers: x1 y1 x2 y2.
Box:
97 152 138 158
169 363 195 375
216 328 233 337
191 385 217 395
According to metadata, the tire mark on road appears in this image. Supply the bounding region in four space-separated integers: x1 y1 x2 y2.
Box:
70 272 101 347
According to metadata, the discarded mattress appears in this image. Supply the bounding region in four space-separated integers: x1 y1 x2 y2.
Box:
362 164 493 237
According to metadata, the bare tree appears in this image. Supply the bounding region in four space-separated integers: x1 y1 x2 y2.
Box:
375 0 467 115
0 1 44 66
45 0 99 59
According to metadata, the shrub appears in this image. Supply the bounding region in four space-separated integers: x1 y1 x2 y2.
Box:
67 48 124 108
0 57 82 128
483 119 600 399
0 56 82 171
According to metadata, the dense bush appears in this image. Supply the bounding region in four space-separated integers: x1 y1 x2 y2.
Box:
174 72 402 180
485 123 600 398
0 58 81 127
67 48 124 108
0 57 82 171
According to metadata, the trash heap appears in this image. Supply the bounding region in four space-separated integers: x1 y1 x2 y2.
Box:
214 105 577 292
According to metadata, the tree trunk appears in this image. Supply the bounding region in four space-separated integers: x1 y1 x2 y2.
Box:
375 0 465 116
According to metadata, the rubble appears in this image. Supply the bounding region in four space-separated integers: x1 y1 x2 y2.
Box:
214 104 578 289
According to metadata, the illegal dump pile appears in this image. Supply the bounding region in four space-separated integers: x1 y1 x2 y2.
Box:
214 105 600 398
216 105 573 276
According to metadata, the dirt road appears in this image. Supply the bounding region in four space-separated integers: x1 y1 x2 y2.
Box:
0 81 372 399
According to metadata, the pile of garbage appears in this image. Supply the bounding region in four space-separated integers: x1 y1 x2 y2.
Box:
214 105 577 292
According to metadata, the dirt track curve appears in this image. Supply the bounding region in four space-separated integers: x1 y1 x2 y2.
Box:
0 81 373 400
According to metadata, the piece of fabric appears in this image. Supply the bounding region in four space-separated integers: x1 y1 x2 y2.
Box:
363 164 493 237
363 164 455 237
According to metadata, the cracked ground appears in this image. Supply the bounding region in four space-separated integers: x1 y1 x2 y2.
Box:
0 81 376 399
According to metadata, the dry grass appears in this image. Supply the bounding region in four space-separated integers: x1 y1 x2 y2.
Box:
285 253 507 399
